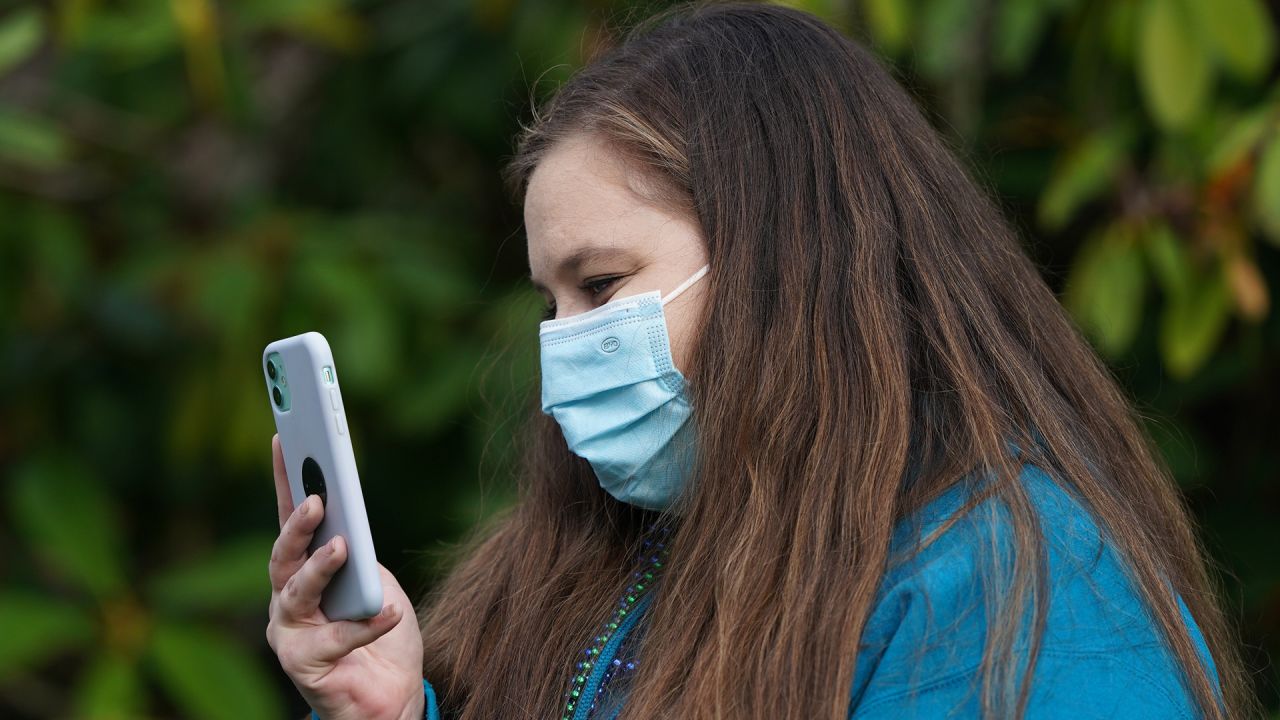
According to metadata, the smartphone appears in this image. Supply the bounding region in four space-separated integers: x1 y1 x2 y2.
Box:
262 331 382 621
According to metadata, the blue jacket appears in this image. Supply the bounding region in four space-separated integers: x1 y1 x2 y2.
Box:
312 461 1219 719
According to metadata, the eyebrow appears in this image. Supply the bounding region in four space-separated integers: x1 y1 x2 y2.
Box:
528 245 636 292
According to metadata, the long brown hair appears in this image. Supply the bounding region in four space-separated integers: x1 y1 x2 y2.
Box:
416 2 1253 717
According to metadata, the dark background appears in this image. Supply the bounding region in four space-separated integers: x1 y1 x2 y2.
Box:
1 0 1277 717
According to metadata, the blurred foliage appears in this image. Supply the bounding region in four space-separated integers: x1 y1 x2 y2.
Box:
0 0 1276 717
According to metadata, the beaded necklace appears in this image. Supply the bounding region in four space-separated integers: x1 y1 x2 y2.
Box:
560 524 671 720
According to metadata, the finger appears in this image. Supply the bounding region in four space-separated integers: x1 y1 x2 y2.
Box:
272 434 293 528
278 534 347 620
269 495 324 593
311 603 405 663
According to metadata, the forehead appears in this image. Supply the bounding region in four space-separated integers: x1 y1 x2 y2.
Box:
524 135 656 266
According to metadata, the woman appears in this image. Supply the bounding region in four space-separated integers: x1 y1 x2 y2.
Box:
265 2 1252 718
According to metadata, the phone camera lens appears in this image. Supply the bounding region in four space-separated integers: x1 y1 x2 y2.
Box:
267 360 277 380
272 386 283 407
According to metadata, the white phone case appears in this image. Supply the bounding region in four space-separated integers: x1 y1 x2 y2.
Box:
263 331 382 620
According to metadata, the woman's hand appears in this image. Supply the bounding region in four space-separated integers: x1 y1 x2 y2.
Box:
265 434 425 720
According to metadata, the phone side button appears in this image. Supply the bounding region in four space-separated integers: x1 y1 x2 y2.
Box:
335 412 347 435
330 388 341 411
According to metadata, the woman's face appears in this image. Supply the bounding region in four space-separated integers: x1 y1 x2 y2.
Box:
525 133 709 373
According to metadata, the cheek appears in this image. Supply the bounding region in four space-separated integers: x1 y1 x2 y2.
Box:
661 286 708 376
664 311 698 375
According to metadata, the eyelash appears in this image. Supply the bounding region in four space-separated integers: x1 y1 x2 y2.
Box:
541 276 623 320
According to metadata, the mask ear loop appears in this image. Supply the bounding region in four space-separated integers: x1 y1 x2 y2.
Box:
660 264 710 307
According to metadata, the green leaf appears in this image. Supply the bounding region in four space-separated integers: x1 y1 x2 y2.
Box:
1206 108 1272 174
10 456 126 599
167 372 217 466
865 0 910 55
172 0 228 108
0 109 70 169
70 3 179 64
278 5 366 52
1138 0 1213 131
773 0 845 26
297 250 399 392
148 621 283 720
1188 0 1275 81
222 370 279 469
0 7 43 76
918 0 976 80
1160 262 1231 378
147 535 275 614
1254 132 1280 245
75 650 146 720
1104 0 1139 64
994 0 1047 74
192 245 265 342
0 592 95 680
228 0 336 29
1064 225 1147 357
1143 223 1193 297
392 343 483 434
1038 127 1130 231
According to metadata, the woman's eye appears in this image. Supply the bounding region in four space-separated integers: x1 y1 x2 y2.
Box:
539 276 623 322
583 276 620 296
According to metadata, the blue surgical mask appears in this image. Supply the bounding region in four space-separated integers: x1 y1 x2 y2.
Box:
539 265 710 511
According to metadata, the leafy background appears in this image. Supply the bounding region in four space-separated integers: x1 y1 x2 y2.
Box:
1 0 1276 717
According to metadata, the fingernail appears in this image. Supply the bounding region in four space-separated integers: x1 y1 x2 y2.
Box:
300 498 310 517
327 537 339 554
